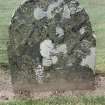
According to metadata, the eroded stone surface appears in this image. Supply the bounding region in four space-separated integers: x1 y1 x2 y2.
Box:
8 0 96 85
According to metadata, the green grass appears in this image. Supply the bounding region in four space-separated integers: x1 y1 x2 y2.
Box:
0 0 105 72
0 96 105 105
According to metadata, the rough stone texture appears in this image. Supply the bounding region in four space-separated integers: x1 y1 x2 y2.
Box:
8 0 96 89
1 64 105 100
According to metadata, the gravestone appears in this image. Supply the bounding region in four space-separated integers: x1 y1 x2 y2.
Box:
8 0 96 93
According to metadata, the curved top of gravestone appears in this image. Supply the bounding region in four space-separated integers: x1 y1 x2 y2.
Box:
8 0 96 84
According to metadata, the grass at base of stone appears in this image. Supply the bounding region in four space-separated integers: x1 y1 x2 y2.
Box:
0 96 105 105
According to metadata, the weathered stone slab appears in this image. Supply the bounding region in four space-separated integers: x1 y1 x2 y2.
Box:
8 0 96 92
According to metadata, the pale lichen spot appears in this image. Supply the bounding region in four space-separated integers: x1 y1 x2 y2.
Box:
93 33 96 39
56 26 64 37
47 0 64 19
62 4 71 19
34 7 47 20
40 39 55 58
79 27 86 35
40 39 58 66
81 47 96 72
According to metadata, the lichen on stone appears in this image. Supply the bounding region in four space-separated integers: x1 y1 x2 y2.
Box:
8 0 96 84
